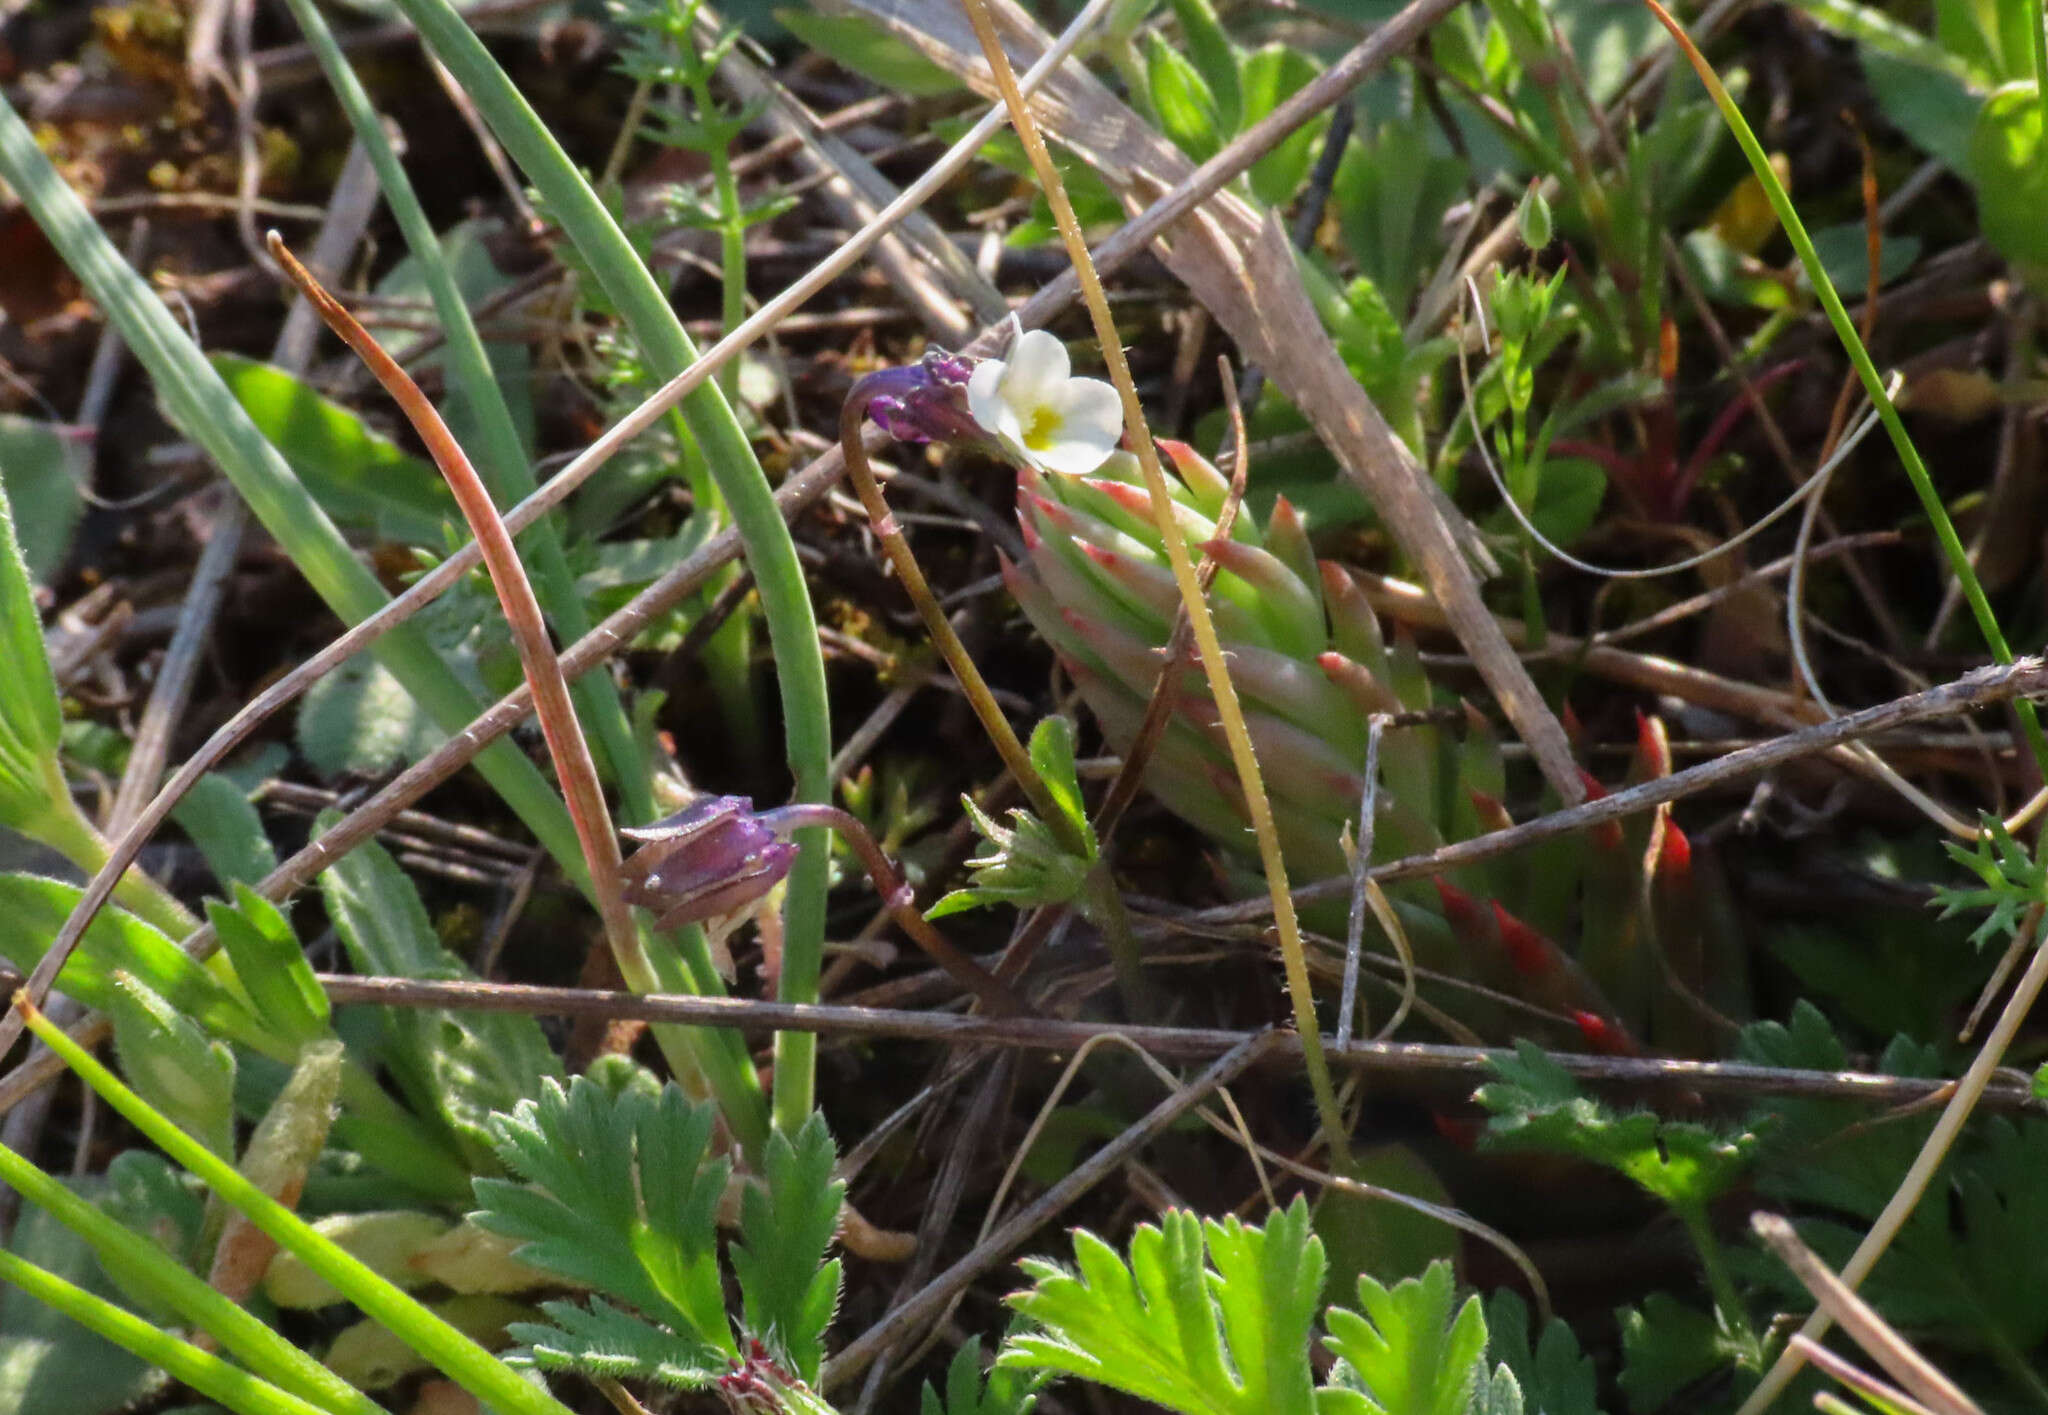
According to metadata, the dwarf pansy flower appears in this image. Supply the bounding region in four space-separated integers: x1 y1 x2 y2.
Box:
965 329 1123 477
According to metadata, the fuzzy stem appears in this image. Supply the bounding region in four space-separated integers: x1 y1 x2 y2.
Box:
954 0 1350 1166
837 402 1082 852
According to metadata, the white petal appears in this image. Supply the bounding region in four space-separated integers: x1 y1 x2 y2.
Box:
999 329 1070 411
966 359 1008 432
1034 377 1123 476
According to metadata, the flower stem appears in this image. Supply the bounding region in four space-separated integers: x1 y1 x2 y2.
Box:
764 803 1025 1014
837 401 1083 854
954 0 1350 1167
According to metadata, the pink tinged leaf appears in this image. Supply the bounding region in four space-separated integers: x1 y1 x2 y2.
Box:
1197 536 1324 658
1156 437 1234 516
1630 708 1672 781
1468 789 1515 836
1572 1011 1639 1056
1657 820 1693 884
1317 652 1405 718
1318 561 1389 676
1082 474 1220 550
1432 878 1491 940
1577 770 1624 851
1490 901 1558 977
1263 497 1321 599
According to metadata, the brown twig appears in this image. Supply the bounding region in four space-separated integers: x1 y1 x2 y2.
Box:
304 975 2041 1112
1182 658 2048 925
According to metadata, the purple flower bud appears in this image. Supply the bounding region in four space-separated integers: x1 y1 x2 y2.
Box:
620 796 798 933
854 347 989 448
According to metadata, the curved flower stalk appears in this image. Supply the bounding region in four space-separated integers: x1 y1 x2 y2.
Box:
1005 440 1727 1046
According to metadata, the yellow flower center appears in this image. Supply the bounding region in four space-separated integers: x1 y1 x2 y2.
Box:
1021 402 1063 452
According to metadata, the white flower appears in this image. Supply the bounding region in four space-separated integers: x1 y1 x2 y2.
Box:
966 329 1123 477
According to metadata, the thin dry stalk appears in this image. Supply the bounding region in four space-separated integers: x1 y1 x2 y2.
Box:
1182 659 2048 924
265 233 644 987
1753 1213 1984 1415
301 974 2042 1112
955 0 1351 1166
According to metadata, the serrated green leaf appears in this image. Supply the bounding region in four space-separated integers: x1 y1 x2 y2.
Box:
1322 1261 1487 1415
508 1297 725 1390
1477 1043 1754 1211
1616 1294 1725 1414
1001 1201 1323 1415
731 1113 843 1384
1485 1290 1604 1415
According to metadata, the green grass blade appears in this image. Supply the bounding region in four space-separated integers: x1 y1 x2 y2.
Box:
380 0 832 1134
23 1004 576 1415
0 1139 386 1415
0 1246 338 1415
0 89 588 887
272 0 653 829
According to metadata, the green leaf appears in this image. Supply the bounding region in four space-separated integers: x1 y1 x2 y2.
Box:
508 1297 725 1391
1484 1291 1604 1415
730 1113 844 1384
1000 1201 1323 1415
1476 1042 1755 1211
209 354 456 546
104 972 237 1161
1322 1262 1487 1415
1332 122 1466 315
0 415 86 582
923 1335 1044 1415
1145 32 1225 162
0 1201 166 1415
0 875 256 1048
318 826 561 1168
169 771 278 891
1862 50 1985 171
1616 1294 1726 1414
1240 47 1325 206
1167 0 1242 132
471 1076 799 1387
0 475 68 836
1968 82 2048 268
204 886 330 1048
1027 716 1094 856
773 9 961 95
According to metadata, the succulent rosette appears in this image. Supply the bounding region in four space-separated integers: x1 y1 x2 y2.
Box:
1001 439 1669 1039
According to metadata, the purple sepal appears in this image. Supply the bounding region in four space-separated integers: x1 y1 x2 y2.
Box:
620 795 797 929
855 347 987 448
